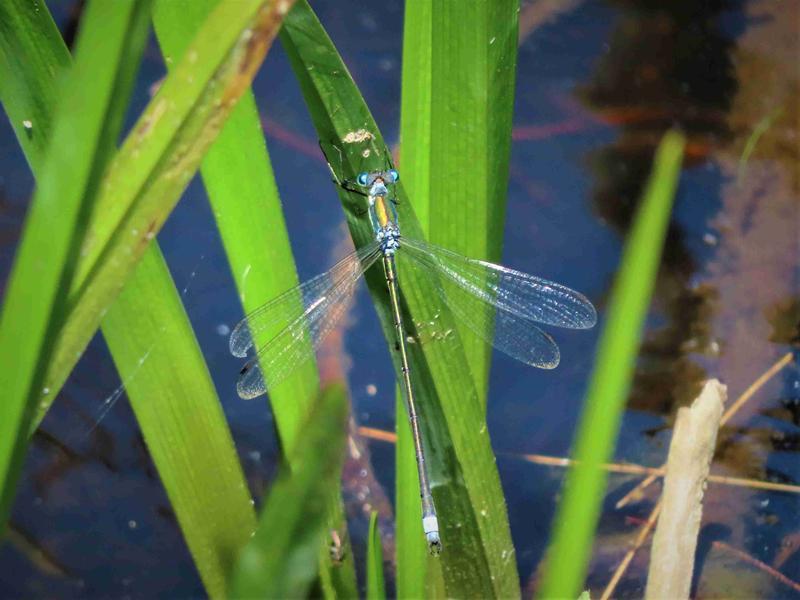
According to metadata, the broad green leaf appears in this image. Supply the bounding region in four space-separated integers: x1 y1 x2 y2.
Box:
33 0 296 421
151 1 356 595
366 511 387 600
0 0 152 537
397 2 519 595
281 3 517 596
229 384 349 599
539 131 685 599
0 3 256 596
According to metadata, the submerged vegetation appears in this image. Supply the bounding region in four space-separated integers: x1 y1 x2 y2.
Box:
1 0 797 598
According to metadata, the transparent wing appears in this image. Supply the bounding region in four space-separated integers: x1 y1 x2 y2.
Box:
401 237 596 329
398 244 561 368
231 240 382 399
230 240 382 357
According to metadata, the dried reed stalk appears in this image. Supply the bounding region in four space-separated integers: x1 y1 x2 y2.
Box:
644 379 726 600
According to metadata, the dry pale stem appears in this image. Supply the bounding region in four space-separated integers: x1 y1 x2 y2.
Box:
644 379 727 600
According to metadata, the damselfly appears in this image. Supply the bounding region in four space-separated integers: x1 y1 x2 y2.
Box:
229 143 596 555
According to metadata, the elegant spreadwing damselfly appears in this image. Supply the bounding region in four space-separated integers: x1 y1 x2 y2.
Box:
230 142 596 554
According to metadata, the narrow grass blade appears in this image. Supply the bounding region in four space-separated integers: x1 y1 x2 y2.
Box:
538 131 686 599
0 4 257 596
366 511 387 600
399 0 433 229
151 0 319 476
737 108 783 183
0 0 70 168
151 1 356 595
105 249 257 598
403 0 519 397
34 0 296 421
394 400 439 598
281 3 518 596
396 5 437 596
397 3 519 595
0 0 152 537
229 383 349 599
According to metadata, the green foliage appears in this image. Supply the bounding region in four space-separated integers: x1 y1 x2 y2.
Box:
151 2 356 594
366 511 387 600
538 131 686 599
0 1 677 596
397 1 519 595
738 108 783 182
105 250 257 598
0 2 259 596
229 384 349 599
402 0 518 397
35 0 293 421
0 0 153 537
152 0 321 454
281 2 519 596
0 0 70 168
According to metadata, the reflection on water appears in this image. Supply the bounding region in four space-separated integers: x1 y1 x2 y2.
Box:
579 0 737 414
570 0 799 597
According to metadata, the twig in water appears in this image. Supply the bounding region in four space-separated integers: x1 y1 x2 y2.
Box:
358 427 800 495
600 500 662 600
719 351 793 425
712 540 800 595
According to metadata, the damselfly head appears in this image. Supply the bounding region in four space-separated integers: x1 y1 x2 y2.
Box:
356 170 399 187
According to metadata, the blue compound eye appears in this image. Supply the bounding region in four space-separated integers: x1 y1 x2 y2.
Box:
357 173 369 186
389 169 399 182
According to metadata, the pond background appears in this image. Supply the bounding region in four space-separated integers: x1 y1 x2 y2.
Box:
0 0 798 597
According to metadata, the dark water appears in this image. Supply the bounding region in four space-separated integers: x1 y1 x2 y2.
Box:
1 1 798 597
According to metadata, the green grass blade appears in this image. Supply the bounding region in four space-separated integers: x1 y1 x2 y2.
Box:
394 404 438 598
399 1 432 229
31 0 295 419
396 5 437 596
0 0 70 168
0 0 152 537
151 2 356 595
229 383 349 599
281 3 517 596
104 249 257 598
737 108 782 183
538 131 686 599
405 0 518 398
151 0 319 474
0 4 257 596
396 3 519 595
366 511 387 600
